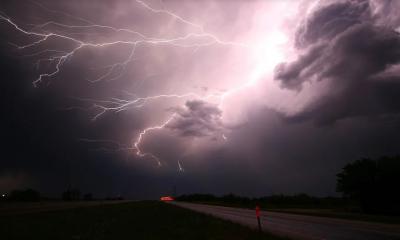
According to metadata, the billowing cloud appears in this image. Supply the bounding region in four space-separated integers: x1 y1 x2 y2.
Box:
295 0 371 49
166 100 223 137
275 0 400 124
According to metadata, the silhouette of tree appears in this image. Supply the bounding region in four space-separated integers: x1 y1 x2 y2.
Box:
337 156 400 215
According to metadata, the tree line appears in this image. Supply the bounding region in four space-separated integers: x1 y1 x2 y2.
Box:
178 155 400 215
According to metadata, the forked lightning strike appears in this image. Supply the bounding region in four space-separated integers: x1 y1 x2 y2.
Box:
134 113 177 166
0 0 257 168
75 92 221 121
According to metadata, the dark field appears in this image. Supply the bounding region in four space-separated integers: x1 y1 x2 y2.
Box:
0 201 286 240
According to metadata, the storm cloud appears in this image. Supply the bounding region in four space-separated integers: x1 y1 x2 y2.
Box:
167 100 223 137
1 0 399 199
275 0 400 124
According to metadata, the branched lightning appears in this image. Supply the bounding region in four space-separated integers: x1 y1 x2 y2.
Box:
0 0 259 169
133 113 177 166
73 92 221 121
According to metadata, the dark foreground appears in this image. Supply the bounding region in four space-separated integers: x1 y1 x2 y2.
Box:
0 201 285 240
173 202 400 240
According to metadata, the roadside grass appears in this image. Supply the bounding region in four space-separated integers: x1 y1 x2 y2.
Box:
0 201 287 240
183 201 400 224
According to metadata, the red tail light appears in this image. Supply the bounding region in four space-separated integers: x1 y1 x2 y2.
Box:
160 196 174 201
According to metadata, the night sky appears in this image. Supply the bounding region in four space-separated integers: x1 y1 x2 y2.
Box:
1 0 400 199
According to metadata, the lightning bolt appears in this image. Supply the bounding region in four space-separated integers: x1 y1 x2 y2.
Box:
0 0 261 169
178 160 184 172
73 92 221 121
133 113 177 166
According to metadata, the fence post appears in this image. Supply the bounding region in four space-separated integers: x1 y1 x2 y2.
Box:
256 205 262 232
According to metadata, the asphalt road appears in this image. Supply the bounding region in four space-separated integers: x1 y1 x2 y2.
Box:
172 202 400 240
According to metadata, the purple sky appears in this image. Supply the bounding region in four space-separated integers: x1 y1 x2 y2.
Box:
1 0 400 199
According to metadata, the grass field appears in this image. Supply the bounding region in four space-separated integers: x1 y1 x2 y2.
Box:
0 201 286 240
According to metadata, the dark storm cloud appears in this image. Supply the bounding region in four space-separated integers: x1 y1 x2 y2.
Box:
275 0 400 124
166 100 223 137
1 0 400 200
273 44 325 90
0 50 148 198
371 0 400 28
294 0 371 48
0 0 238 199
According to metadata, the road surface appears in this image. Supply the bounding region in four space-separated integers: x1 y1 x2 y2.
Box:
172 202 400 240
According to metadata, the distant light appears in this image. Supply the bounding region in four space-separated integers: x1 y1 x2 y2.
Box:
1 194 5 197
160 196 174 201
